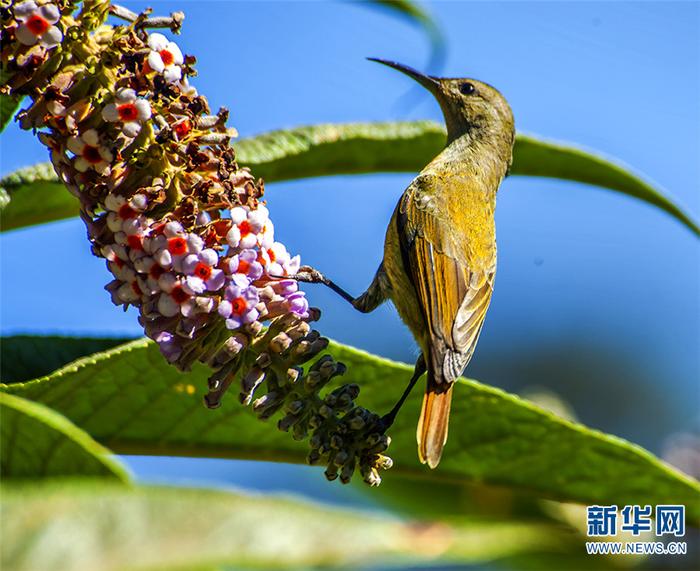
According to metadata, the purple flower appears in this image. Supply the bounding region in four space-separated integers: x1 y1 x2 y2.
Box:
285 291 309 318
218 280 260 330
182 248 225 293
284 254 301 276
272 279 300 297
228 248 263 281
154 331 182 363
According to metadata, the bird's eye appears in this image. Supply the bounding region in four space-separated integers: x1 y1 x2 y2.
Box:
459 82 475 95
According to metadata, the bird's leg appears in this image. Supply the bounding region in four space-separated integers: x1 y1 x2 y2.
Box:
380 355 427 430
289 266 356 305
285 265 386 314
288 264 422 429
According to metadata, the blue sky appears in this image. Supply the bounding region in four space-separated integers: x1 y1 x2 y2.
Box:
1 1 698 498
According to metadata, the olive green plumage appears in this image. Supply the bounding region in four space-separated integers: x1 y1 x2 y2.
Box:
359 60 515 468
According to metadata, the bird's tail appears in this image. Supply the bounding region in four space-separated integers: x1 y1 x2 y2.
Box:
417 380 453 469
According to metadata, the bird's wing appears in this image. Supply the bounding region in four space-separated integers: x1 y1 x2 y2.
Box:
397 174 496 385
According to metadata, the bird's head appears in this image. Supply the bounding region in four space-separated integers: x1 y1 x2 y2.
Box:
368 58 514 144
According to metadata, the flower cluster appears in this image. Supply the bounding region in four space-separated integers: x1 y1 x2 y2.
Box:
1 0 392 485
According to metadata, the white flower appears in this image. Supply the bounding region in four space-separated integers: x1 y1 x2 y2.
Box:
101 243 133 282
146 222 204 272
14 1 62 48
259 218 275 249
132 256 168 294
66 129 113 174
114 216 152 258
226 205 269 250
265 242 293 277
102 88 151 137
177 77 198 98
104 193 148 233
156 275 213 318
196 211 211 226
146 33 184 83
115 277 146 303
157 276 194 317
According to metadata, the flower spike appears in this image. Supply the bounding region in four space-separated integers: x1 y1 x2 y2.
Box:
1 0 393 486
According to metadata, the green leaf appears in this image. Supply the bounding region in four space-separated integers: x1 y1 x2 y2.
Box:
0 162 71 231
0 94 22 133
1 482 572 571
1 335 130 383
0 392 130 481
511 133 700 237
2 122 697 236
3 337 699 521
237 121 447 180
1 68 22 133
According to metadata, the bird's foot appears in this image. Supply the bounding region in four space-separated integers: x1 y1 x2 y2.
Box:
285 265 329 285
378 411 398 432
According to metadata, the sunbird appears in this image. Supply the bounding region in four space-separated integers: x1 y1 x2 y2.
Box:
293 58 515 468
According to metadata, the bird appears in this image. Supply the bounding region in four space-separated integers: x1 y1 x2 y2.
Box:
290 58 515 468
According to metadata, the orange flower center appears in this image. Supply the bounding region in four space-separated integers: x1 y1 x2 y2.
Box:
118 204 137 219
194 262 212 280
238 220 251 236
126 235 143 250
117 103 139 121
231 297 247 314
26 14 50 35
173 119 191 139
167 237 187 255
149 264 165 279
82 145 102 164
159 49 174 66
237 259 250 274
171 285 190 304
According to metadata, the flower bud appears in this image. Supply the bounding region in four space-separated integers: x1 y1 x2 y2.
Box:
286 321 311 340
277 414 297 432
285 367 302 385
240 366 266 404
255 352 272 368
268 332 292 354
285 400 304 415
340 461 356 484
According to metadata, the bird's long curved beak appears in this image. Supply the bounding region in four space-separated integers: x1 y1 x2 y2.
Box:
367 57 439 95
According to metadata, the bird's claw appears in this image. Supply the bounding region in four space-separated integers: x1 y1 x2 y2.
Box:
378 412 396 433
287 265 328 285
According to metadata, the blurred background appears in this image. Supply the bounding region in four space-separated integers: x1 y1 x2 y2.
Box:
1 0 698 558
